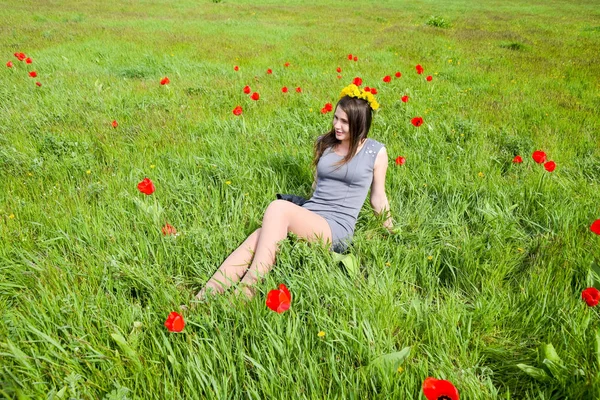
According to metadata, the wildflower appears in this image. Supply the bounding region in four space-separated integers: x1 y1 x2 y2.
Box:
266 284 291 313
243 85 251 94
422 377 459 400
164 311 185 332
162 222 177 236
411 117 424 127
251 92 260 101
281 86 288 93
427 255 433 261
478 172 484 177
353 56 358 61
15 53 26 61
9 214 15 219
370 88 378 95
284 62 290 67
336 67 342 73
347 54 353 60
160 77 170 85
426 75 433 81
591 219 600 235
137 177 155 195
225 181 231 185
416 64 424 74
318 331 326 338
532 150 547 164
150 165 155 169
401 95 409 103
395 71 401 78
512 155 522 163
582 288 600 307
233 105 243 116
321 102 333 114
352 77 362 86
86 170 91 174
395 156 406 166
544 161 556 172
26 58 32 64
266 69 272 74
383 75 391 83
112 120 118 128
337 75 342 79
29 71 37 78
397 366 404 373
234 65 239 71
295 87 302 93
6 61 13 68
35 82 42 87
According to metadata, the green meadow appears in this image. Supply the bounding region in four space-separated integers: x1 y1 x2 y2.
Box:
1 0 600 398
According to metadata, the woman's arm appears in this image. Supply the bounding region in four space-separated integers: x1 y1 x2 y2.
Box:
370 148 393 230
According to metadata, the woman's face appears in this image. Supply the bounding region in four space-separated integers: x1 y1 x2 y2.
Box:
333 106 350 142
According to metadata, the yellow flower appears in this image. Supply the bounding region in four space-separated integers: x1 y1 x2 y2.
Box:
478 172 484 178
427 255 433 261
517 247 524 253
385 262 391 267
27 172 32 176
448 59 453 63
150 164 155 169
318 331 326 338
86 170 91 174
397 366 404 373
309 108 313 112
225 181 231 185
9 214 15 219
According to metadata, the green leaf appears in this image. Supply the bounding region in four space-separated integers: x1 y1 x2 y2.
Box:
369 347 411 370
110 333 142 370
595 329 600 371
332 253 360 278
540 343 563 366
517 363 550 382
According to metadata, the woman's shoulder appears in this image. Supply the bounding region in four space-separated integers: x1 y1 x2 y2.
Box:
366 137 386 149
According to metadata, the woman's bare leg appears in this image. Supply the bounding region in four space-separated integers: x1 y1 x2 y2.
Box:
235 200 332 299
195 228 262 301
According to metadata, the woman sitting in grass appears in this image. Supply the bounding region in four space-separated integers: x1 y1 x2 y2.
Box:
196 84 394 301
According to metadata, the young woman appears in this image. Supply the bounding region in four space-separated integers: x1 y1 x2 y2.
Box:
195 84 393 301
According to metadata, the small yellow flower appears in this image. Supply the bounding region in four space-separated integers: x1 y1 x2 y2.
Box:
86 170 91 174
385 262 391 267
9 214 15 219
27 172 32 176
448 59 453 63
225 181 231 185
244 192 249 196
150 164 155 169
517 247 524 253
423 184 428 187
318 331 326 338
427 255 433 261
478 172 484 178
397 366 404 373
309 108 313 112
457 61 461 65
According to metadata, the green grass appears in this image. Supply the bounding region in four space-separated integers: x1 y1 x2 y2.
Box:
1 0 600 398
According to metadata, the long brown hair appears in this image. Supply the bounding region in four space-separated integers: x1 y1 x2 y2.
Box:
311 95 373 171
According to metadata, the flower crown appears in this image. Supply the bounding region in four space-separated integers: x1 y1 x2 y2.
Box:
340 84 380 111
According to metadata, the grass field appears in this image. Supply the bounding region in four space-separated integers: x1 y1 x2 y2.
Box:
1 0 600 398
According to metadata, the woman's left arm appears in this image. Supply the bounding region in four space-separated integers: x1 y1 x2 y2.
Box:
370 147 393 231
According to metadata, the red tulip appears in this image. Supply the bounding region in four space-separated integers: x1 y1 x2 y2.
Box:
112 120 118 128
383 75 391 83
582 288 600 307
266 284 291 313
295 87 302 93
411 117 424 127
395 156 406 166
29 71 37 78
544 161 556 172
395 71 401 78
232 105 243 116
251 92 260 101
324 103 333 112
416 64 424 74
423 377 459 400
336 67 342 73
353 56 358 61
234 65 239 71
370 88 378 95
35 81 42 87
164 311 185 332
160 77 170 85
401 95 409 103
512 155 522 163
25 58 32 64
532 150 547 164
243 85 251 94
15 53 26 61
281 86 288 93
347 54 353 60
426 75 433 81
162 222 177 236
590 219 600 235
353 77 362 86
284 62 290 67
266 69 272 74
337 75 342 79
364 87 371 92
137 177 155 195
6 61 13 68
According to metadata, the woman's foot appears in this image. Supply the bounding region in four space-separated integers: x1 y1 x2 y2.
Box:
195 281 225 302
234 283 256 301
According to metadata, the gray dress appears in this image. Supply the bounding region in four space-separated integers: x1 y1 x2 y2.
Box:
301 137 385 253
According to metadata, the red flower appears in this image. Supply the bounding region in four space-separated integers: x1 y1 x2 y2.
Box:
532 150 547 164
35 81 42 87
284 62 290 67
411 117 424 127
112 120 118 128
324 102 333 112
353 56 358 61
370 88 378 95
383 75 391 83
160 76 170 85
232 105 243 116
590 219 600 235
15 53 26 61
544 161 556 172
164 311 185 332
426 75 433 81
25 58 32 64
353 77 362 86
251 92 260 101
395 71 401 78
295 87 302 93
423 377 459 400
582 288 600 307
347 54 353 60
234 65 239 71
512 155 523 163
266 284 291 313
266 69 272 74
282 86 288 93
416 64 424 74
336 67 342 73
243 85 251 94
29 71 37 78
137 177 155 195
395 156 406 166
364 87 371 92
162 222 177 236
337 75 342 79
401 95 409 103
6 61 13 68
